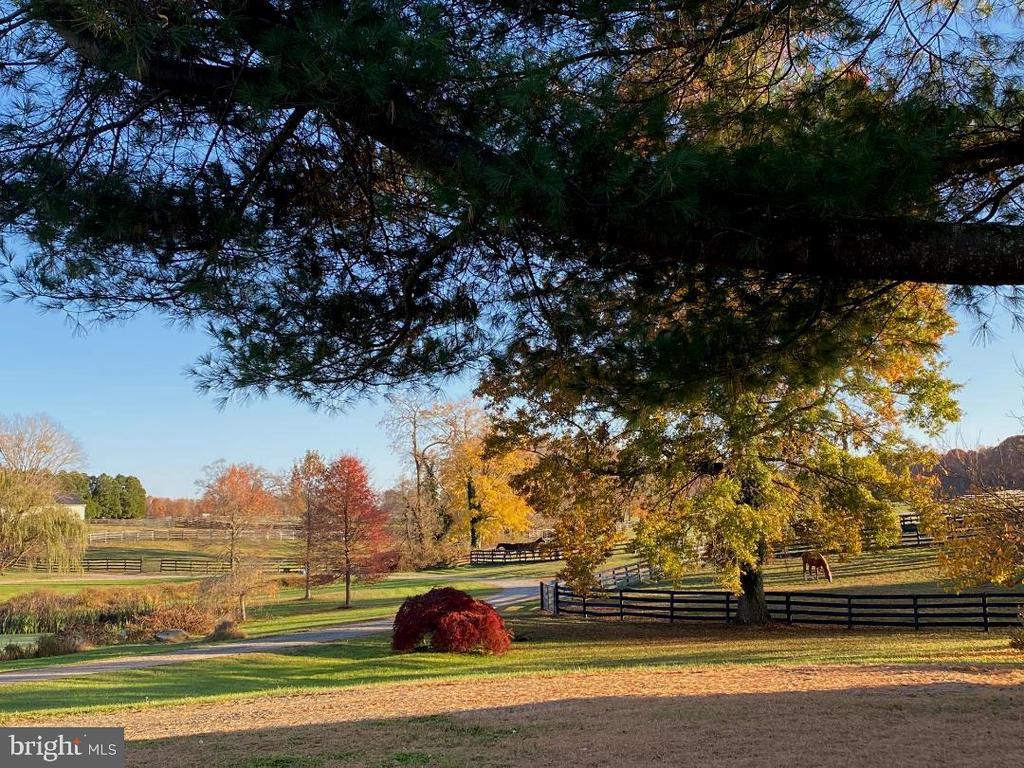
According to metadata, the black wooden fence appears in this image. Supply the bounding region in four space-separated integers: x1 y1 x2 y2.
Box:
9 557 143 573
595 560 654 589
540 582 1024 631
469 540 636 566
470 548 563 565
158 558 232 574
157 558 303 574
82 558 143 573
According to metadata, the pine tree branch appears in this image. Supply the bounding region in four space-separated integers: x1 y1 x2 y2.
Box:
40 4 1024 287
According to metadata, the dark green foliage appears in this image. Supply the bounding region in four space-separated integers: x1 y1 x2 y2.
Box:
55 471 90 499
57 472 147 519
0 0 1019 406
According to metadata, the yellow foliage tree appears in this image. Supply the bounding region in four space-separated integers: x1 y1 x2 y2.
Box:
939 493 1024 589
434 403 535 549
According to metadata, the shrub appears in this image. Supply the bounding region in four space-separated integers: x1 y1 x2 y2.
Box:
1012 611 1024 652
0 590 78 634
433 608 512 654
0 583 213 655
0 642 35 661
392 588 511 654
125 604 216 641
36 632 91 658
207 619 246 641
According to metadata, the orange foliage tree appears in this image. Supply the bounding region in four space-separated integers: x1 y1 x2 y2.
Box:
286 450 330 600
197 462 277 568
322 456 395 608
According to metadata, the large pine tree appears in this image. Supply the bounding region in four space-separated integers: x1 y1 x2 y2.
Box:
0 0 1021 406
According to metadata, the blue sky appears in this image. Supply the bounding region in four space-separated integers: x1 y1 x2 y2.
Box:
1 298 1021 497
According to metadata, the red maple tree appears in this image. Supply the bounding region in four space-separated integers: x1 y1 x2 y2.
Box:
322 455 396 608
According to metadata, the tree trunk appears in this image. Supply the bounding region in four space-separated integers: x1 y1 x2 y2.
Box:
238 594 247 622
304 507 313 600
343 566 351 609
734 563 770 625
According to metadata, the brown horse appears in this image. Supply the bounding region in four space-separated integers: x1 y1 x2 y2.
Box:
801 551 833 582
496 537 545 553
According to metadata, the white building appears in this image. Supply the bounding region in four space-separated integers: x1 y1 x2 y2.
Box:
55 492 87 520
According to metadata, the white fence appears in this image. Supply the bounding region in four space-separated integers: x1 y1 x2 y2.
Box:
87 528 299 544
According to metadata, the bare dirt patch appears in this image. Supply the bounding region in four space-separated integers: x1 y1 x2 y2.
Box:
17 663 1024 767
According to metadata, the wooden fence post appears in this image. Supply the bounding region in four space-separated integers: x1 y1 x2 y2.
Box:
982 595 989 632
913 596 919 631
553 582 560 616
785 594 792 625
847 596 853 629
582 593 588 618
669 592 676 624
725 593 732 623
619 590 624 621
539 582 545 611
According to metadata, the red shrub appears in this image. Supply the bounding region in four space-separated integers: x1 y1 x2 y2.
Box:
392 587 511 654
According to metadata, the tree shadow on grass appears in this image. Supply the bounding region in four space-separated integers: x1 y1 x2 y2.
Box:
0 617 1018 721
120 679 1024 768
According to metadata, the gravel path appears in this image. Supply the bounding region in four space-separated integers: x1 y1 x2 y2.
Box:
0 583 536 684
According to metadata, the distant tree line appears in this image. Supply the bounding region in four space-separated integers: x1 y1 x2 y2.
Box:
146 496 199 519
56 472 147 519
935 436 1024 496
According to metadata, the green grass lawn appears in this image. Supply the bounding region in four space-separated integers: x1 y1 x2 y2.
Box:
243 576 500 636
0 606 1018 722
2 544 1020 713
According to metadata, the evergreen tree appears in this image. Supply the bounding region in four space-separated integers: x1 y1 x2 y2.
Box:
55 471 91 500
119 476 148 519
0 1 1021 406
91 474 123 519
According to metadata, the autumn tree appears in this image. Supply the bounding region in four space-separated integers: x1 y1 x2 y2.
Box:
286 450 329 600
381 396 446 564
200 562 279 622
385 399 535 557
0 414 87 572
431 403 534 549
939 493 1024 589
197 462 277 569
936 434 1024 588
486 285 960 621
146 496 198 519
321 456 394 609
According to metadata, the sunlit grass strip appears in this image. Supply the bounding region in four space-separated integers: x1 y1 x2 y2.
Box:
0 615 1017 722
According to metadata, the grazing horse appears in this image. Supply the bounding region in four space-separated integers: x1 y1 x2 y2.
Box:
496 537 545 553
801 551 833 582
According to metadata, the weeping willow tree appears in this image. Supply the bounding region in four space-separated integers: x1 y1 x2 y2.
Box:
0 415 88 573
